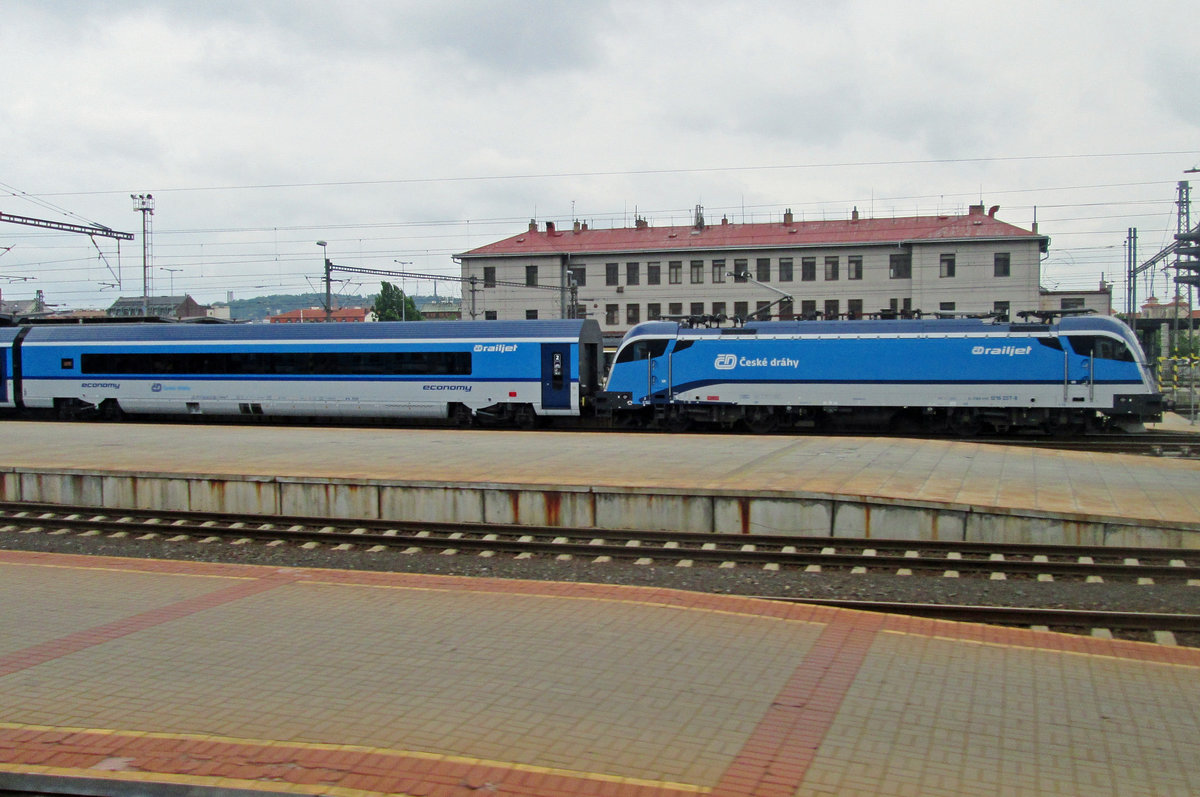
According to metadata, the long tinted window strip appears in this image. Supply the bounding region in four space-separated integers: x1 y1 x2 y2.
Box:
82 351 472 376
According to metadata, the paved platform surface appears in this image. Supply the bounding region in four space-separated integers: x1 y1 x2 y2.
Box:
0 551 1198 796
1 419 1199 530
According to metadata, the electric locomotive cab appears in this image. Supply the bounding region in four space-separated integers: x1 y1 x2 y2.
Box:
595 321 679 413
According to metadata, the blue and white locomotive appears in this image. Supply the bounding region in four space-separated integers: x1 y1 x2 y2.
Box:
1 320 604 427
598 315 1163 433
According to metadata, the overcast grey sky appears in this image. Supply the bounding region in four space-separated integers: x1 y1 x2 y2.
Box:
2 0 1197 311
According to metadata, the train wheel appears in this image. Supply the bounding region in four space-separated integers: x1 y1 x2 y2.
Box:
514 404 539 429
948 409 981 437
744 407 779 434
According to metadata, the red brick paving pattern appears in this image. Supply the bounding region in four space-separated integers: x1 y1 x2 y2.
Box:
1 549 1197 796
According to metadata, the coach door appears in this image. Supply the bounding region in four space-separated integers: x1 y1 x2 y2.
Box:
540 343 572 410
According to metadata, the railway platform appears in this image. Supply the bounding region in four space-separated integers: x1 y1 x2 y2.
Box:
1 419 1199 547
1 550 1197 796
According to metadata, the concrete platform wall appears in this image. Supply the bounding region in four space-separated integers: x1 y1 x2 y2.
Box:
3 467 1196 549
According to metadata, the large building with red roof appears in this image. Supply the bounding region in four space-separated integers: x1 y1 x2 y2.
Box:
457 204 1051 334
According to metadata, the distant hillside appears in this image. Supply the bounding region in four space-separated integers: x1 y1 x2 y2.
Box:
214 292 442 322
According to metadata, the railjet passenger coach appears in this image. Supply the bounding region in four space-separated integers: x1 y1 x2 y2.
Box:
596 315 1163 434
0 320 604 427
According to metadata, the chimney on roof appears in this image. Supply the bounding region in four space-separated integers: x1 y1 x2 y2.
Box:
988 205 1000 218
694 204 705 230
851 206 859 222
573 219 581 233
528 218 537 232
581 222 588 231
783 208 794 225
635 216 649 230
721 215 729 225
968 203 985 216
545 221 555 234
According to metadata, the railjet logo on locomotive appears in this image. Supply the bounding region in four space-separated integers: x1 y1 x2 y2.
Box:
473 343 518 353
971 345 1033 356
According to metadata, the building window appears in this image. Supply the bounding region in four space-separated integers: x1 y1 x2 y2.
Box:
668 302 682 316
712 301 726 318
525 310 538 320
993 300 1010 318
627 304 640 324
647 262 661 285
669 261 682 284
733 259 748 281
647 303 661 320
483 267 496 288
756 258 771 281
690 302 704 317
606 263 619 286
940 254 956 278
994 252 1011 277
733 301 749 319
1061 297 1086 310
801 300 816 319
801 257 816 281
824 299 839 319
626 262 640 286
847 299 863 319
568 266 586 287
939 302 956 312
573 305 586 319
690 260 704 284
778 257 793 282
778 298 793 320
825 256 839 281
755 300 771 319
847 255 862 280
605 304 619 325
889 253 912 279
712 259 726 283
526 265 538 287
484 310 497 320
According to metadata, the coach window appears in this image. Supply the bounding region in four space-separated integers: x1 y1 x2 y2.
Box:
606 263 619 286
647 303 661 320
848 255 862 280
940 254 956 278
668 261 682 284
994 252 1011 277
605 304 619 325
627 304 640 324
627 262 640 286
647 262 661 285
712 259 726 283
690 260 704 284
801 257 816 281
889 253 911 279
483 267 496 288
756 258 771 281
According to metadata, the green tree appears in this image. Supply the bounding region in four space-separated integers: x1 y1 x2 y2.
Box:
375 281 423 321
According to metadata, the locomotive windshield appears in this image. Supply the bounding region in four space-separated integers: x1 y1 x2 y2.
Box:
614 338 669 364
1065 336 1135 362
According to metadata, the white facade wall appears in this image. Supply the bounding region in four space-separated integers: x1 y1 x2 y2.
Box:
461 237 1044 335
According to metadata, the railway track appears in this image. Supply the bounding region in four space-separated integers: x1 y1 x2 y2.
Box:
2 501 1198 645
